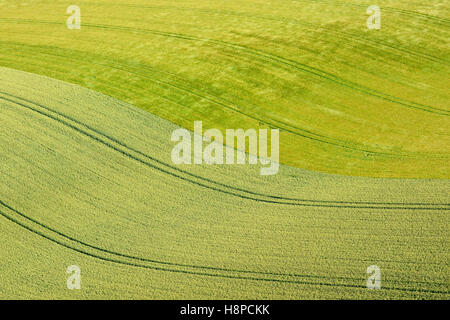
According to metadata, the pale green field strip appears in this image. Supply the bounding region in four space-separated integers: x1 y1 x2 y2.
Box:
0 0 448 177
0 68 448 299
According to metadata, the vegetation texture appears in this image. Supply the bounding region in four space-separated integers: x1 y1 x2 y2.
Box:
0 0 449 177
0 68 448 299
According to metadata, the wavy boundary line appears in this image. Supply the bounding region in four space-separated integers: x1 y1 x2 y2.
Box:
1 91 449 210
2 42 449 163
0 40 411 157
1 26 449 159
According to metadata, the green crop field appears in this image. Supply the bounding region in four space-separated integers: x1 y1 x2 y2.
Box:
0 0 449 300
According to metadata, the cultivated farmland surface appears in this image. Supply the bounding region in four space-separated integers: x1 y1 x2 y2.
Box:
0 0 449 177
0 68 448 299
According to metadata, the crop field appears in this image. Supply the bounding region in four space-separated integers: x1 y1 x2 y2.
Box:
0 0 449 177
0 0 449 300
0 67 448 299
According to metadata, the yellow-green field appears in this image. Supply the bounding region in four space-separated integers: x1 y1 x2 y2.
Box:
0 0 448 177
0 0 449 300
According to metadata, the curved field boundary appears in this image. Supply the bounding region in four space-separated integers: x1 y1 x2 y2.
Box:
2 40 449 161
1 91 448 211
0 18 448 117
1 200 447 295
0 39 408 158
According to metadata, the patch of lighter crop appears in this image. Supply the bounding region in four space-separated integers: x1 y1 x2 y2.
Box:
315 105 345 116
